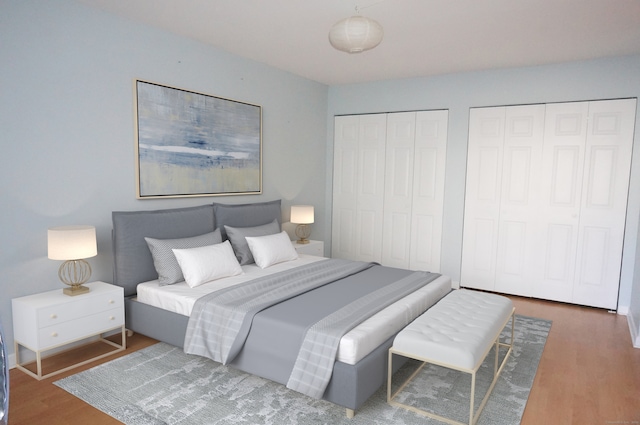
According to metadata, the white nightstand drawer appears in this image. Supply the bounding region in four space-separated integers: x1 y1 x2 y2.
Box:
37 307 124 349
292 240 324 256
37 292 123 328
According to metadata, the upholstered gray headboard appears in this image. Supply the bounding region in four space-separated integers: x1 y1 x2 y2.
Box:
112 199 281 297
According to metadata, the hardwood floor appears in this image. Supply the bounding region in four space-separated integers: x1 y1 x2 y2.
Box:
511 297 640 424
8 333 157 425
7 296 640 424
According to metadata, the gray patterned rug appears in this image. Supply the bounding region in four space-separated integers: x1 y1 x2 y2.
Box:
55 315 550 425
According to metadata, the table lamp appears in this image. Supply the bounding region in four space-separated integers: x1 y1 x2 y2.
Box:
290 205 314 244
47 225 97 296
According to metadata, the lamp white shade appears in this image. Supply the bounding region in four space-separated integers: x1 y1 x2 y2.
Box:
329 15 384 54
290 205 314 224
48 225 97 260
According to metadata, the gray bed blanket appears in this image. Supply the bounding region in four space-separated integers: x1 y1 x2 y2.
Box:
184 258 375 363
185 258 440 399
286 269 439 398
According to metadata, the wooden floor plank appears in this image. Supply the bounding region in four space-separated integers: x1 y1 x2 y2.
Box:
7 296 640 424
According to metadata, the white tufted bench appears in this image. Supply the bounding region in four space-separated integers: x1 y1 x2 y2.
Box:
387 289 515 425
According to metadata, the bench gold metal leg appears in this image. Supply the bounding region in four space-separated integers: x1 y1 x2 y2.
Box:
470 371 476 425
387 308 516 425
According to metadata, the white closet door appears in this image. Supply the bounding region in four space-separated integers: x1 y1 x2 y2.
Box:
382 112 416 268
410 110 448 272
332 115 360 260
494 104 546 297
356 114 387 262
533 101 588 303
463 99 635 309
572 98 636 309
332 114 387 262
461 107 506 290
334 111 448 269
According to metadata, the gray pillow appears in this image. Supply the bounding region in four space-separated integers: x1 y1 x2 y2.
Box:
225 219 280 265
213 199 281 240
145 229 222 285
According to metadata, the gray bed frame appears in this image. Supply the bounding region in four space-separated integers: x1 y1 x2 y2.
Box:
112 200 407 417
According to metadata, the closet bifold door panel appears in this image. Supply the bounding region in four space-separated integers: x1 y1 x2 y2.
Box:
460 107 506 291
333 111 448 271
533 101 589 303
409 110 449 272
332 114 387 262
461 98 636 309
494 105 546 297
382 112 417 268
571 99 636 308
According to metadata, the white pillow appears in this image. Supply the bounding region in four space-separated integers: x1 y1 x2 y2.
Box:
245 231 299 269
172 241 243 288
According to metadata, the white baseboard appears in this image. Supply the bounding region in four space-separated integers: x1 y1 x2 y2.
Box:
8 353 16 369
628 313 640 349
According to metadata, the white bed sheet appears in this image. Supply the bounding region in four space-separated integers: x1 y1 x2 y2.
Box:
136 255 452 365
137 255 325 315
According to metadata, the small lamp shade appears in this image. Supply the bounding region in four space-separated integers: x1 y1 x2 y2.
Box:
48 225 97 260
290 205 314 244
290 205 314 224
329 15 384 54
48 225 97 296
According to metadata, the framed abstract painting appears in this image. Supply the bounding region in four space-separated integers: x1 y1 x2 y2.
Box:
134 80 262 198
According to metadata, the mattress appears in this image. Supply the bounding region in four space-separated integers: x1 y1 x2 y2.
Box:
137 254 452 365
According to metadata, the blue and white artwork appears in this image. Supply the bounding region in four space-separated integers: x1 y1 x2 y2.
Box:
135 81 262 198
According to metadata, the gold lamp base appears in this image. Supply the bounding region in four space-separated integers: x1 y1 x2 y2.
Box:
59 259 92 296
63 284 90 296
295 224 311 244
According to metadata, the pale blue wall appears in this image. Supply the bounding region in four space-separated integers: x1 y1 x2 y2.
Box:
327 56 640 336
0 0 329 358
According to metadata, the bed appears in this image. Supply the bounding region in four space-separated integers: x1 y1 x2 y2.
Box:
112 200 452 417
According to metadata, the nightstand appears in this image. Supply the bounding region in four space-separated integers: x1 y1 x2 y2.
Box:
291 239 324 256
12 281 126 380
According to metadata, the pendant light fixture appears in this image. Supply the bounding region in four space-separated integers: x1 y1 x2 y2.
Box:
328 10 383 54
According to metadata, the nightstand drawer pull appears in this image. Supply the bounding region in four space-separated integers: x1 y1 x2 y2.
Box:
109 316 115 320
50 314 57 319
109 299 115 304
51 332 58 337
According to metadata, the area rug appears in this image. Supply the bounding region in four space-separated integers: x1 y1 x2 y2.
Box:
55 315 550 425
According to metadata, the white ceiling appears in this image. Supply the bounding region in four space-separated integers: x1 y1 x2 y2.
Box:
76 0 640 85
